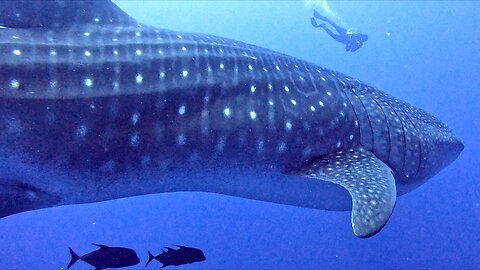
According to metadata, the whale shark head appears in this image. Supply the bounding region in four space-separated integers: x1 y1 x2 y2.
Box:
404 107 463 186
376 100 464 197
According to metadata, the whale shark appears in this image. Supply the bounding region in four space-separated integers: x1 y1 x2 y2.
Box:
0 0 463 237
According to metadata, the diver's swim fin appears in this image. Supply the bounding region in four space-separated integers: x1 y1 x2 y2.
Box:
310 18 326 28
313 9 325 20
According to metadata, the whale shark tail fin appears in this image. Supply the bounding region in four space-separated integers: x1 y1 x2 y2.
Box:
0 0 138 29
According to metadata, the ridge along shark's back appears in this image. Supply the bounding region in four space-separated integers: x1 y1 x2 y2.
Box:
0 0 463 238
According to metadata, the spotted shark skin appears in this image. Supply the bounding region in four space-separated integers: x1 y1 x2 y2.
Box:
0 0 463 237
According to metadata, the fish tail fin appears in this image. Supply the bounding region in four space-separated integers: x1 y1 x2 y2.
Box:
67 248 80 269
145 251 155 267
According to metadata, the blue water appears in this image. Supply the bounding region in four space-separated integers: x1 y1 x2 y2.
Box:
1 1 479 269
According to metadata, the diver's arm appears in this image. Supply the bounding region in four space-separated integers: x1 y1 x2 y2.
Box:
345 42 352 52
349 42 363 52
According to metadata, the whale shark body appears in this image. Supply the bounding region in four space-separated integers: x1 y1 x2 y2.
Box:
0 0 463 237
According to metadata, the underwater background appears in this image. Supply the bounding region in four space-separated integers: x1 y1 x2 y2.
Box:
1 1 479 269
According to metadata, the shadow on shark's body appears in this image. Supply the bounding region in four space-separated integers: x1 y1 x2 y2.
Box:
0 0 463 237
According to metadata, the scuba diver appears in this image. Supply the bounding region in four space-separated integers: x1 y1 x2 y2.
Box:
310 10 368 52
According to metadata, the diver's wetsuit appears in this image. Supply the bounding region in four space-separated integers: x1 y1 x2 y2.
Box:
311 10 368 52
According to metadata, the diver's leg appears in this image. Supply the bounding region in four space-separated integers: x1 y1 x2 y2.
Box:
313 9 331 21
325 20 347 36
311 18 326 28
312 10 346 35
320 25 345 43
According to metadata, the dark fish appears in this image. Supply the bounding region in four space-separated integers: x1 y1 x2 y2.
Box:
0 0 463 237
67 244 140 270
145 245 206 268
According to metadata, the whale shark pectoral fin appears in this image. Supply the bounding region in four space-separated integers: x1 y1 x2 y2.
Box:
289 147 397 238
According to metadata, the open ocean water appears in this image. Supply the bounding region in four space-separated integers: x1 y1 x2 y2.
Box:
0 1 479 269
